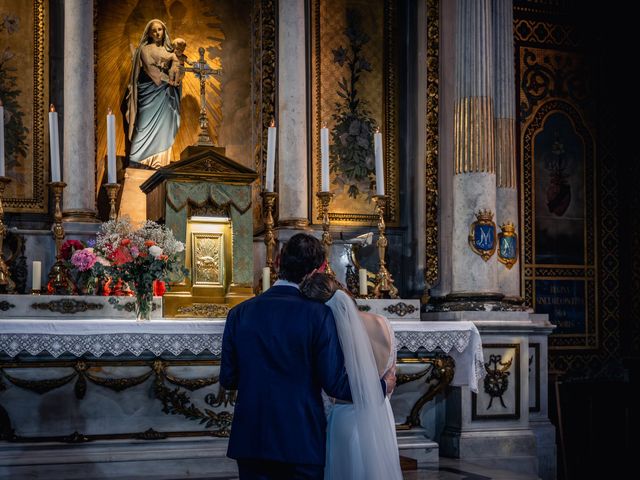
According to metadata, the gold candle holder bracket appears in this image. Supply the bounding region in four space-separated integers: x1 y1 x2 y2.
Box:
47 181 76 295
262 191 278 283
104 183 121 221
372 194 398 299
316 191 334 275
0 176 16 292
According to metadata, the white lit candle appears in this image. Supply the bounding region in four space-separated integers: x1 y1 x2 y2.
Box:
374 129 384 195
359 268 368 296
107 108 117 184
262 266 271 292
0 99 5 177
320 122 330 191
48 105 61 182
265 120 276 192
32 261 42 291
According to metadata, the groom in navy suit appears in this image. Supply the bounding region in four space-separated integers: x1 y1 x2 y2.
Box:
220 233 394 479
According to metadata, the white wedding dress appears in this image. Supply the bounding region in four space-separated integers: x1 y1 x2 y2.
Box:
324 291 402 480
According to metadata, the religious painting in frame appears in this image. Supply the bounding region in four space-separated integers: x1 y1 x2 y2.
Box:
95 0 275 231
472 344 521 421
310 0 399 226
521 98 597 350
0 0 48 213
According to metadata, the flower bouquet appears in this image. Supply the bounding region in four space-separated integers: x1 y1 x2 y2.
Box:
88 218 187 321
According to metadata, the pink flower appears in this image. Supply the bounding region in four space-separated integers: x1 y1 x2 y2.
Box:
71 249 97 272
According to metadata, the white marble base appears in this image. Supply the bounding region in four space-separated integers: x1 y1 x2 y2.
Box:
0 437 237 480
397 428 439 466
356 298 421 320
0 294 162 320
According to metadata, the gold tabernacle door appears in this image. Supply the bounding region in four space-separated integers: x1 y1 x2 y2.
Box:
141 146 258 318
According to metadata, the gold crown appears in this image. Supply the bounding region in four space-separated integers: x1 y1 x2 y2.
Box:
500 221 515 233
475 209 494 222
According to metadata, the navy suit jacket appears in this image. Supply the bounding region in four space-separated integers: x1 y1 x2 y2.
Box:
220 285 352 465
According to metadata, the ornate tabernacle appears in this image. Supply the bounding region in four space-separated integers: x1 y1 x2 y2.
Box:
141 147 258 317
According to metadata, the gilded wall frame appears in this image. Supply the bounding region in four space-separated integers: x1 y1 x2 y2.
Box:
0 0 48 213
424 0 439 288
310 0 399 226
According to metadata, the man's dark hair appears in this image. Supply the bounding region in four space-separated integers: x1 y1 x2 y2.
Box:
278 233 325 284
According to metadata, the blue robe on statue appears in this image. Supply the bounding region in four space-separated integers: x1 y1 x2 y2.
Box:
128 69 181 165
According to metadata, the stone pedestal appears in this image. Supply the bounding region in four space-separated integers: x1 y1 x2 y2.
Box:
424 310 556 479
119 168 155 227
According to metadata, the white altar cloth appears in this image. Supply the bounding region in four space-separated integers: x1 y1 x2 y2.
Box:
0 319 484 392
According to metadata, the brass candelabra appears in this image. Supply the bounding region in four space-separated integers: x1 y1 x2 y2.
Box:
372 194 398 299
0 176 16 293
262 191 278 283
104 183 121 221
47 181 76 294
316 191 334 275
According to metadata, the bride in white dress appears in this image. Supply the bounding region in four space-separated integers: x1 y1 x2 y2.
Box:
301 274 402 480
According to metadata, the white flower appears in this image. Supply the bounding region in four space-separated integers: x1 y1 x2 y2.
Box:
175 241 185 253
149 245 163 258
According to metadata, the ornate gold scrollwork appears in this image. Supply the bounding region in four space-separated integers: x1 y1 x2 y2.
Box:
1 368 76 394
396 356 455 429
384 302 417 317
31 299 103 314
176 303 230 318
0 301 15 311
165 371 219 392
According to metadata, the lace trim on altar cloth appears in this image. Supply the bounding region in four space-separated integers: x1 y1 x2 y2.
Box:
0 333 224 358
394 330 471 354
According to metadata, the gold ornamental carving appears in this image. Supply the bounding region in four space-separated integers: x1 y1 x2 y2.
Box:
176 303 230 318
193 233 223 285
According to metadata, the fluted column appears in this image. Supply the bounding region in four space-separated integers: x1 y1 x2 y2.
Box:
62 0 97 222
277 0 309 228
493 0 520 298
451 0 498 295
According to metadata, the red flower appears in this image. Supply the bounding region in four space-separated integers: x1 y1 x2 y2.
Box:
153 280 166 296
60 239 85 260
110 246 133 266
145 240 156 247
121 239 131 246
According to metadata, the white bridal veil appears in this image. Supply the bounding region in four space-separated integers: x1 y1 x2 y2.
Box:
325 290 402 480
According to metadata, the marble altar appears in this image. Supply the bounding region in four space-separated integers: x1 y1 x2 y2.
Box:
0 296 484 479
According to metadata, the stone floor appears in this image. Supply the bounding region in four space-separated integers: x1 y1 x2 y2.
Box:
185 458 541 480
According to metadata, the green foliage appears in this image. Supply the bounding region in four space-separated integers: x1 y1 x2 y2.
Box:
330 10 378 199
0 47 29 170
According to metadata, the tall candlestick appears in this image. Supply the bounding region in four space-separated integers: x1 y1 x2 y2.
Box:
32 261 42 291
320 123 330 191
262 266 271 292
0 100 5 177
49 105 61 182
265 120 276 192
107 108 117 184
359 268 368 296
374 129 384 195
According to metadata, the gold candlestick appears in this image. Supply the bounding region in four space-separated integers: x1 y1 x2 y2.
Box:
316 191 334 275
104 183 121 221
0 176 16 292
372 194 398 299
262 191 278 282
47 181 76 294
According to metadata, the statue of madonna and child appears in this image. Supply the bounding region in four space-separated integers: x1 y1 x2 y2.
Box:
125 19 189 169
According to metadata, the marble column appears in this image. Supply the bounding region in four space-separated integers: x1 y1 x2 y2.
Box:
493 0 520 298
62 0 97 222
451 0 498 296
277 0 309 228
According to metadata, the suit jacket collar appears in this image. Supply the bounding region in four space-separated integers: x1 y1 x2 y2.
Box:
267 285 303 297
